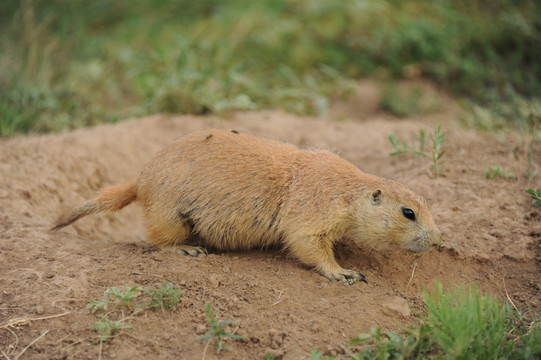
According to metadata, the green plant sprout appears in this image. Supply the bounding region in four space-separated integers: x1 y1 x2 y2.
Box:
105 285 142 312
350 326 421 360
93 315 133 342
197 303 243 353
310 349 336 360
526 188 541 208
87 285 142 313
87 282 185 349
485 166 516 179
87 295 110 314
146 282 184 313
389 125 445 178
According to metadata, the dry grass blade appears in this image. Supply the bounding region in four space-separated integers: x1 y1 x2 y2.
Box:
272 291 284 306
405 261 418 296
8 268 43 279
0 311 71 329
13 330 48 360
1 327 19 357
502 278 520 314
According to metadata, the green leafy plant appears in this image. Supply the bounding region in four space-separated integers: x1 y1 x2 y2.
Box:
87 285 142 313
87 282 184 346
87 295 110 314
106 285 142 313
197 303 243 353
389 125 445 178
526 188 541 208
350 326 429 360
485 166 516 179
146 281 184 313
93 315 133 342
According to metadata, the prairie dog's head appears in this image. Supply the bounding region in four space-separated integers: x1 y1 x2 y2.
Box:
353 181 442 252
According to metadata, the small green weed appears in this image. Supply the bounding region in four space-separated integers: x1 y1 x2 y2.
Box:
526 188 541 208
351 326 425 360
92 314 133 343
105 285 142 313
485 166 516 179
87 296 109 314
146 281 184 313
389 124 445 178
197 303 243 354
87 284 142 313
310 349 335 360
87 282 183 344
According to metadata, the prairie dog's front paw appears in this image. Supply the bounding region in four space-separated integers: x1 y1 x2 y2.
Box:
321 268 368 284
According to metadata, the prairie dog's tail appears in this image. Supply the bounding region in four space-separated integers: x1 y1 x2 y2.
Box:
50 181 138 231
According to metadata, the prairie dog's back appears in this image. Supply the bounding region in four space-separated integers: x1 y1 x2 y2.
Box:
136 130 297 250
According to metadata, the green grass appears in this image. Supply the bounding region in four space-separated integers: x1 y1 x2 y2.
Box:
350 282 541 359
485 166 516 179
389 125 446 178
379 84 441 118
269 282 541 359
1 0 540 135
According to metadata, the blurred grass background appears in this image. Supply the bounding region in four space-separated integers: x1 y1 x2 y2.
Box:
0 0 540 136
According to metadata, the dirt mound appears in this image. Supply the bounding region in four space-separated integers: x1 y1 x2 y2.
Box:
1 97 540 358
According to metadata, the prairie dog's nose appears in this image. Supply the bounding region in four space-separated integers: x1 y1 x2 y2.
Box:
432 230 443 248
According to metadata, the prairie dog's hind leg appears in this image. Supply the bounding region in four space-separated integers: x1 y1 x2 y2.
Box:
162 245 208 257
145 213 208 257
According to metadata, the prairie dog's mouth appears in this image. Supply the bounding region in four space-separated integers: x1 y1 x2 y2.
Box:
404 236 432 253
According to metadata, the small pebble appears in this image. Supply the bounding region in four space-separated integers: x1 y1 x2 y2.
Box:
196 324 207 335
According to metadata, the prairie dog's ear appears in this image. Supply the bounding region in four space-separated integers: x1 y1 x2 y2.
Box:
370 189 382 205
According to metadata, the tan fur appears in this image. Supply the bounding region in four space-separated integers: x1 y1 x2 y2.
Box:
51 129 442 283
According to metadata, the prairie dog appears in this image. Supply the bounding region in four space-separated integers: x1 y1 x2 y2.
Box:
51 129 442 283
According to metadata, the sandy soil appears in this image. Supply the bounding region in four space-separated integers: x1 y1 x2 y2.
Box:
1 82 540 359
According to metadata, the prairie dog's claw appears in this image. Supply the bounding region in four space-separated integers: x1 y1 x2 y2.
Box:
345 272 368 285
163 245 208 257
322 268 368 284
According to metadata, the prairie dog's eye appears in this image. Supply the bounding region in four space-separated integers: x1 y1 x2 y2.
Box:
402 208 416 221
